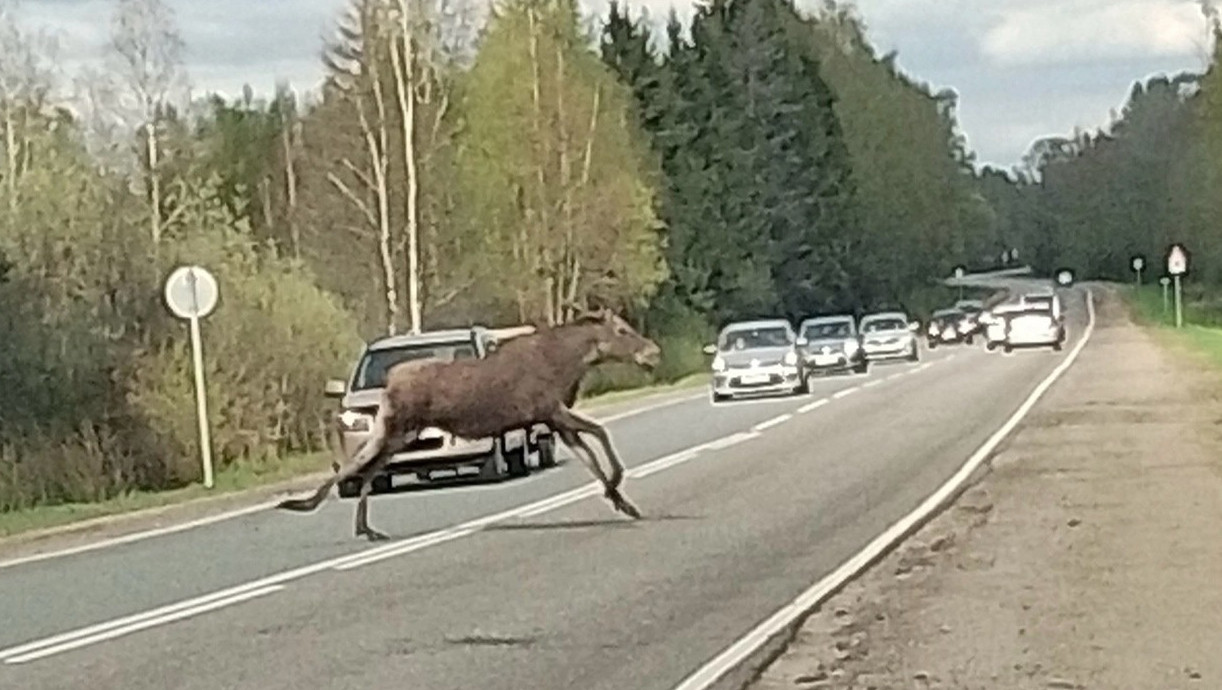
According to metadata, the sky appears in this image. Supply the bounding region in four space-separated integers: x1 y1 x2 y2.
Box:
12 0 1217 168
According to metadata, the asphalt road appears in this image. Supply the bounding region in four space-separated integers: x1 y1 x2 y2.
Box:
0 283 1089 690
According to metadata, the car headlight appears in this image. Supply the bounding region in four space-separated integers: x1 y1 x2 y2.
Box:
929 324 940 335
844 340 859 355
337 409 373 432
783 351 798 366
712 356 727 372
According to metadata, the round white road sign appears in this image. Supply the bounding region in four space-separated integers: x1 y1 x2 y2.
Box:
164 265 219 320
1056 269 1074 286
1160 276 1171 286
1167 244 1188 276
1131 256 1145 272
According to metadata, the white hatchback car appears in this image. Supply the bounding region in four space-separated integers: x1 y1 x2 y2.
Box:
997 304 1065 352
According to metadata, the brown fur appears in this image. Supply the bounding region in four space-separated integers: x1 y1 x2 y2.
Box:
277 308 662 541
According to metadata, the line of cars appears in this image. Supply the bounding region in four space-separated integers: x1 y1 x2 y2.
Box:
703 285 1069 404
702 310 922 403
979 287 1066 353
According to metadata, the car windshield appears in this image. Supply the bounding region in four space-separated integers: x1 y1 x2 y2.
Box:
933 310 963 321
862 317 907 333
802 321 853 339
719 326 791 351
353 341 477 390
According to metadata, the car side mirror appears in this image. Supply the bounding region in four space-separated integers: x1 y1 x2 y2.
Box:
324 379 347 398
909 321 920 332
702 344 717 356
795 336 808 347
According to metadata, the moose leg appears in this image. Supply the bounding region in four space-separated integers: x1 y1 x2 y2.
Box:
555 428 610 486
352 455 393 541
277 411 396 514
551 409 642 520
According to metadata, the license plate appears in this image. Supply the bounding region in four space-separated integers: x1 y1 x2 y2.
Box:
740 373 770 384
813 354 838 366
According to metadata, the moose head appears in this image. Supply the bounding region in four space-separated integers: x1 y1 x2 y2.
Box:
570 305 663 372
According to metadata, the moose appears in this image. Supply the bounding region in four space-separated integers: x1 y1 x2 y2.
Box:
276 307 664 541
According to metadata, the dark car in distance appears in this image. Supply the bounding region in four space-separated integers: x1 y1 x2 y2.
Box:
926 308 973 348
797 314 868 380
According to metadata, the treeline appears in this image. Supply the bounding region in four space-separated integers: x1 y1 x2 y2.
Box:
981 20 1222 302
0 0 1000 511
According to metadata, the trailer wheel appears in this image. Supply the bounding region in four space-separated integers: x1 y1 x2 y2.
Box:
337 477 361 499
504 437 530 478
478 440 511 482
536 434 558 469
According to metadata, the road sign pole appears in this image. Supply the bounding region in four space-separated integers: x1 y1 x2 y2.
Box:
188 314 215 488
1174 274 1184 329
164 264 220 490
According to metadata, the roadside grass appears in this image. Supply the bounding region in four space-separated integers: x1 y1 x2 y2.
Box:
0 372 711 541
1122 284 1222 371
0 451 333 539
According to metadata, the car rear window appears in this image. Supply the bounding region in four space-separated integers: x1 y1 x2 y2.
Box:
802 321 853 339
353 342 476 390
862 318 906 333
720 326 792 351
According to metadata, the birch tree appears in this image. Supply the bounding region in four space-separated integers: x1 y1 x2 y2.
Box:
0 0 57 214
458 0 666 324
94 0 189 245
323 0 402 335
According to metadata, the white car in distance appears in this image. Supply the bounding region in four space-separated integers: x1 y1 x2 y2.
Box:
998 303 1065 353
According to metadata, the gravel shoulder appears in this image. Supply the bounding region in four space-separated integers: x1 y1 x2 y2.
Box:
750 285 1222 690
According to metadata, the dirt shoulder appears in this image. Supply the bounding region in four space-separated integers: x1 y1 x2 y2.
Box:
750 285 1222 690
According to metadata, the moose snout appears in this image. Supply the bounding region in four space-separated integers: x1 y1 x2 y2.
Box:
636 342 663 370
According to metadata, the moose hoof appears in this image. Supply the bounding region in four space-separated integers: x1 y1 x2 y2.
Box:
276 498 311 512
358 527 391 542
606 487 643 520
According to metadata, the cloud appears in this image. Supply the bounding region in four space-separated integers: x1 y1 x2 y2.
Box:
980 0 1211 66
7 0 1216 167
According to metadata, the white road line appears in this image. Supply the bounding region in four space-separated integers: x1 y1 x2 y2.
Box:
0 501 283 572
596 391 708 423
861 379 881 389
885 372 904 381
0 431 766 662
667 289 1097 690
797 399 829 414
2 585 284 665
752 414 792 432
832 387 859 399
0 392 706 572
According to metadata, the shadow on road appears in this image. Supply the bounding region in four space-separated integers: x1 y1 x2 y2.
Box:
484 513 704 532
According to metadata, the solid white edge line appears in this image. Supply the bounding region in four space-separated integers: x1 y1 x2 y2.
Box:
0 501 282 572
0 391 706 572
0 338 953 663
668 289 1096 690
3 585 285 665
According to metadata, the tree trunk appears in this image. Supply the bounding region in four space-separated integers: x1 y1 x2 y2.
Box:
3 101 16 213
566 86 601 317
282 120 300 259
391 9 422 334
146 121 162 244
526 7 551 325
